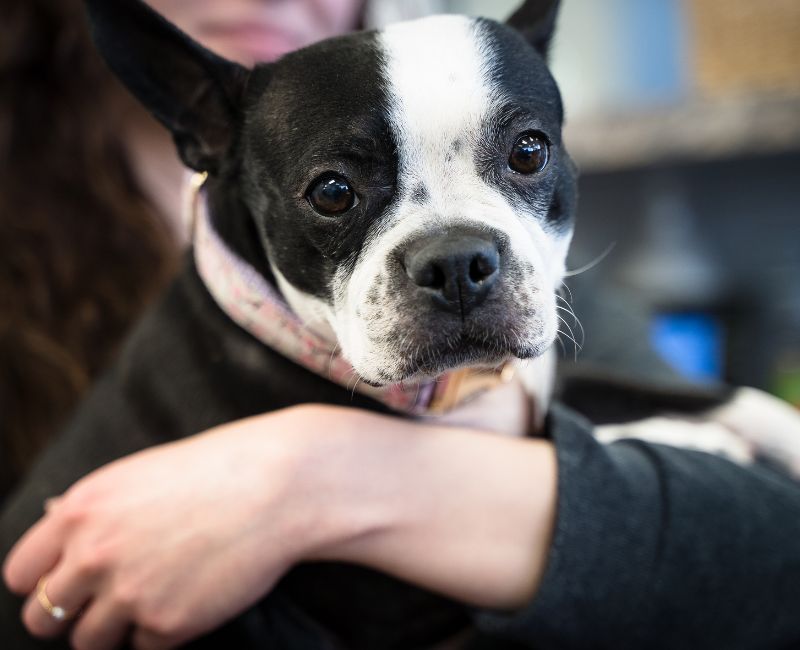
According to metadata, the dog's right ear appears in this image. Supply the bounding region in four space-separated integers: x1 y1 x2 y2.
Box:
506 0 560 60
85 0 249 174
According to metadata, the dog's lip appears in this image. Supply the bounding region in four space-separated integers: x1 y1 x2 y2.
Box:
367 338 551 386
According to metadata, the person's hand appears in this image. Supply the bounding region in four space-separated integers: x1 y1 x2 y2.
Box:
2 406 340 650
3 384 554 650
710 387 800 478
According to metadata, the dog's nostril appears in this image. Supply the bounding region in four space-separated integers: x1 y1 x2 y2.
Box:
469 254 498 284
416 263 447 289
430 264 447 289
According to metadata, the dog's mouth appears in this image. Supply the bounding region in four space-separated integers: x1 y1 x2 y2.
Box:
364 330 552 386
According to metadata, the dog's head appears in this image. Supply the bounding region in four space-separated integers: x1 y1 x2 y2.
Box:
88 0 576 386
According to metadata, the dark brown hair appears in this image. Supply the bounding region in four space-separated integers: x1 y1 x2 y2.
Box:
0 0 179 494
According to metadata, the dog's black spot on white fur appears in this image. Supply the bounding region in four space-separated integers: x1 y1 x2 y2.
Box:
366 284 381 305
409 184 429 204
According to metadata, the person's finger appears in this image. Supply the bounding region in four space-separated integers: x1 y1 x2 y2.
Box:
44 496 63 514
21 567 93 639
70 596 131 650
3 513 65 595
131 627 179 650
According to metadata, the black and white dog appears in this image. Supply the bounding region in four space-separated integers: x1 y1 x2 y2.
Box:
3 0 799 647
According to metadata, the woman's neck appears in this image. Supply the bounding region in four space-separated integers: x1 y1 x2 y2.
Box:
123 103 188 244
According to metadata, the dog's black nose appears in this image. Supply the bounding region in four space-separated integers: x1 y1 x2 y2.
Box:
405 234 500 316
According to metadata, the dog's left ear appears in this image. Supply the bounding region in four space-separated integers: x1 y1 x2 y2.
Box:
506 0 560 60
85 0 249 174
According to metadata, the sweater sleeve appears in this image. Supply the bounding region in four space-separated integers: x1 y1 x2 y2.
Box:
473 402 800 649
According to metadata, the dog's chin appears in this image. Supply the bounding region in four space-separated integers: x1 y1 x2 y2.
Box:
355 336 553 387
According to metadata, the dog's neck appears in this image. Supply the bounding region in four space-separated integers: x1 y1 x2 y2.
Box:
188 173 523 417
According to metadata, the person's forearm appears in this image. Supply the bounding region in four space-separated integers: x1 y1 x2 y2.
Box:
295 406 557 610
2 401 547 647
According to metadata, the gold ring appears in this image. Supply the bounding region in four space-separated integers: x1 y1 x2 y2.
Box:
36 576 76 622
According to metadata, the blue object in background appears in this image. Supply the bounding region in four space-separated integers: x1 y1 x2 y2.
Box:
625 0 687 106
651 312 724 383
547 0 687 117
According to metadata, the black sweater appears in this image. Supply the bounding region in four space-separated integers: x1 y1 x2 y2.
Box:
474 402 800 649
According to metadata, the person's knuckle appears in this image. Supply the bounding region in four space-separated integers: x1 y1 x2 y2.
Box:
59 493 92 529
22 603 51 637
60 504 84 530
110 576 142 610
140 605 183 637
69 625 93 650
71 543 111 579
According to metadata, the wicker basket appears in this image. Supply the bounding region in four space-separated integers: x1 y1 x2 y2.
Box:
683 0 800 97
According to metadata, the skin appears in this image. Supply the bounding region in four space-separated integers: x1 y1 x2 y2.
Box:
3 2 560 648
3 391 558 650
144 0 365 67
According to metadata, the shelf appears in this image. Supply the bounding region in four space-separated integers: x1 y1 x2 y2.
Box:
563 93 800 173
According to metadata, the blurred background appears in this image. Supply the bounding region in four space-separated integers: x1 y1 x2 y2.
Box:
412 0 800 403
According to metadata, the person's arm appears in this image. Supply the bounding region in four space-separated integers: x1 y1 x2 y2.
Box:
308 408 558 610
6 401 800 649
475 403 800 649
3 401 557 649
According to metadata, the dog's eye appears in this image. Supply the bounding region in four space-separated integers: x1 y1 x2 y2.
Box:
307 174 358 216
508 132 549 174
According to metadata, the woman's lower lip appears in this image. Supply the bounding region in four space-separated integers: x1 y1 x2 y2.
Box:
209 38 292 64
201 27 304 63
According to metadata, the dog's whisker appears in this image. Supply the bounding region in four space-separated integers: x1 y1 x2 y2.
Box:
557 315 582 361
350 376 362 400
572 312 586 346
563 242 616 278
555 286 586 350
554 333 567 357
557 326 581 355
559 281 575 304
555 304 585 345
327 343 341 377
555 293 573 310
555 303 576 318
343 367 362 393
556 314 578 345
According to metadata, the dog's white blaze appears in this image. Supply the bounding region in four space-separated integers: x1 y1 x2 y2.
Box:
381 15 493 206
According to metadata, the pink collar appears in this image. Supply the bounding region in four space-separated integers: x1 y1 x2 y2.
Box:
188 173 513 415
